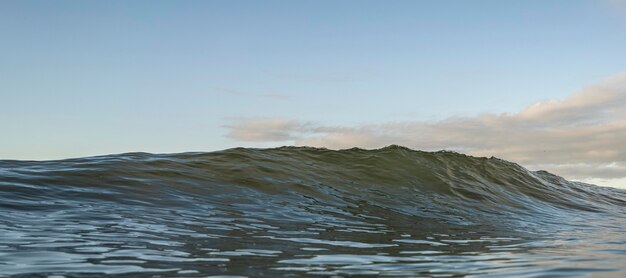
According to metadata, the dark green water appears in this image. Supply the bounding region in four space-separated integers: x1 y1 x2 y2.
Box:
1 146 625 277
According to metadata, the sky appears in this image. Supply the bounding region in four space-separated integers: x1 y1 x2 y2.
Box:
1 0 626 187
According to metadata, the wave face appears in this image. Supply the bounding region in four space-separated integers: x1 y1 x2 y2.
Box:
1 146 626 277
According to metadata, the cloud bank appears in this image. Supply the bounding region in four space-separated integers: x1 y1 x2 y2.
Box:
224 73 626 186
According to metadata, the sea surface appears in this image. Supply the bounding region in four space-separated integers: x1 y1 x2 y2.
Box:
1 146 625 277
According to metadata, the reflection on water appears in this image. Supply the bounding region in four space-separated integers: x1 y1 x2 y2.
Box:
2 205 625 277
1 146 625 277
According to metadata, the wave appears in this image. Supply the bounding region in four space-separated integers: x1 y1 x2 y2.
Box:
1 146 625 276
3 145 622 217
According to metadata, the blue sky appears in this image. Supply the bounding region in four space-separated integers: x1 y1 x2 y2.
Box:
2 1 626 186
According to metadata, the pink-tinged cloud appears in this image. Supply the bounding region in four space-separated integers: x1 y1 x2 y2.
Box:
224 118 309 142
224 72 626 185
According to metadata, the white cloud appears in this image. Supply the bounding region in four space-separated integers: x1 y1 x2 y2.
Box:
224 118 309 142
224 73 626 187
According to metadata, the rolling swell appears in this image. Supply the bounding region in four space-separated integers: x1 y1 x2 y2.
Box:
1 146 626 277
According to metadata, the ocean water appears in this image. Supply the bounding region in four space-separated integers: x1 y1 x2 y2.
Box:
1 145 625 277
